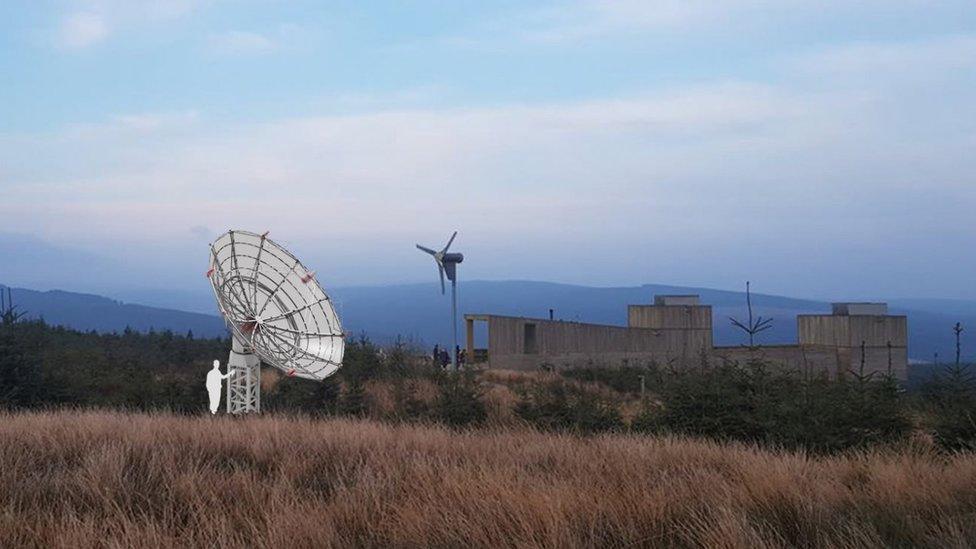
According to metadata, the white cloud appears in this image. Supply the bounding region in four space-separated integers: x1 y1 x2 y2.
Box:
792 35 976 76
208 30 277 55
326 85 454 112
52 0 207 49
137 0 206 20
112 111 200 132
451 0 974 47
58 12 108 49
509 0 748 43
1 35 974 294
206 24 314 56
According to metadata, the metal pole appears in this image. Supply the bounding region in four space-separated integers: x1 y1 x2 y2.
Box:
954 322 963 366
451 277 458 371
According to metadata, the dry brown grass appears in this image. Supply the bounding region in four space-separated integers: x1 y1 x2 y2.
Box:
1 410 975 548
359 378 441 420
363 380 397 417
479 368 638 422
480 368 548 385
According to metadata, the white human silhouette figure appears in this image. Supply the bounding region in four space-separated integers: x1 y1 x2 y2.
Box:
206 360 232 414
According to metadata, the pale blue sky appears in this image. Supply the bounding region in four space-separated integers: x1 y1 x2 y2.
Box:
1 1 975 300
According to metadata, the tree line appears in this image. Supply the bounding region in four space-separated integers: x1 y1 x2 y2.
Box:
1 311 973 453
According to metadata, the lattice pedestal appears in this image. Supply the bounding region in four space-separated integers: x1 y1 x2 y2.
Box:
226 336 261 414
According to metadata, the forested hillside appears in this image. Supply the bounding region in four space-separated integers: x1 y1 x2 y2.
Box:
5 281 976 362
2 308 973 453
0 285 225 337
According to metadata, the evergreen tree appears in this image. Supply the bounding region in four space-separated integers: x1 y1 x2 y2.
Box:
924 363 976 450
0 325 43 408
311 377 341 415
436 371 487 427
338 378 368 417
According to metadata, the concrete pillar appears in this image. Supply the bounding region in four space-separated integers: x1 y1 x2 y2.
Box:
465 317 475 358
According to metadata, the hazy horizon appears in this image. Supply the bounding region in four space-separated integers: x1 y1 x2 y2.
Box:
3 236 974 309
2 2 974 300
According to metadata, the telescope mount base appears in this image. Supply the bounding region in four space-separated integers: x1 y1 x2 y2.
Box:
227 337 261 414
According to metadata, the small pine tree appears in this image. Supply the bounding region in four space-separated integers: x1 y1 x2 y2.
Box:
338 378 368 417
311 377 341 416
515 379 622 433
924 362 976 451
392 379 430 421
436 371 486 427
0 326 43 408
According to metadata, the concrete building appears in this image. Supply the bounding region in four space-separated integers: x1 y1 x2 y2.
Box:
464 296 908 379
798 303 908 379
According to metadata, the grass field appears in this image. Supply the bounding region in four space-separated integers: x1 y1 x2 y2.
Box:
2 410 975 548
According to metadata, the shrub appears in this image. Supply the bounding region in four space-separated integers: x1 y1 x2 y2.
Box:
434 371 487 427
0 321 44 409
392 379 433 421
630 360 912 453
515 378 623 433
562 364 661 395
922 364 976 451
338 378 368 417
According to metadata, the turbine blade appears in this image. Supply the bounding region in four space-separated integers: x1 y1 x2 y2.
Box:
416 244 437 256
442 231 457 253
439 264 446 294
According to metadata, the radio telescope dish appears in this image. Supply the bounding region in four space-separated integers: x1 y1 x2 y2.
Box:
207 230 344 414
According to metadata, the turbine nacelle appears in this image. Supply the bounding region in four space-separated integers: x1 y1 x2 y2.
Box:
416 231 463 294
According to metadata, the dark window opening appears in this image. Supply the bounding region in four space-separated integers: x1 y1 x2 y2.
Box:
523 323 538 354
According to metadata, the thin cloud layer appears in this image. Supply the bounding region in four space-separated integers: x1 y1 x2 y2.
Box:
53 0 206 49
1 3 974 298
58 12 108 49
208 31 277 55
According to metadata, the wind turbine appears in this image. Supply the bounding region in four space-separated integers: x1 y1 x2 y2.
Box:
417 231 464 370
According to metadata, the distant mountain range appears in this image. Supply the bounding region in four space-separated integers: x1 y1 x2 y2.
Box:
0 285 226 338
3 281 975 362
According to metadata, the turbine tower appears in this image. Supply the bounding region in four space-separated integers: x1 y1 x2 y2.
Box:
417 231 464 370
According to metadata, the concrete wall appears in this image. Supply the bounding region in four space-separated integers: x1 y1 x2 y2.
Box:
474 315 710 371
627 305 712 330
465 308 908 380
627 304 713 358
798 315 907 347
654 295 701 306
798 314 908 378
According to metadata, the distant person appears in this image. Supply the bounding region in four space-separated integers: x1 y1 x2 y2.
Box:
432 344 440 365
440 348 450 369
458 348 467 367
455 345 461 367
206 360 232 414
